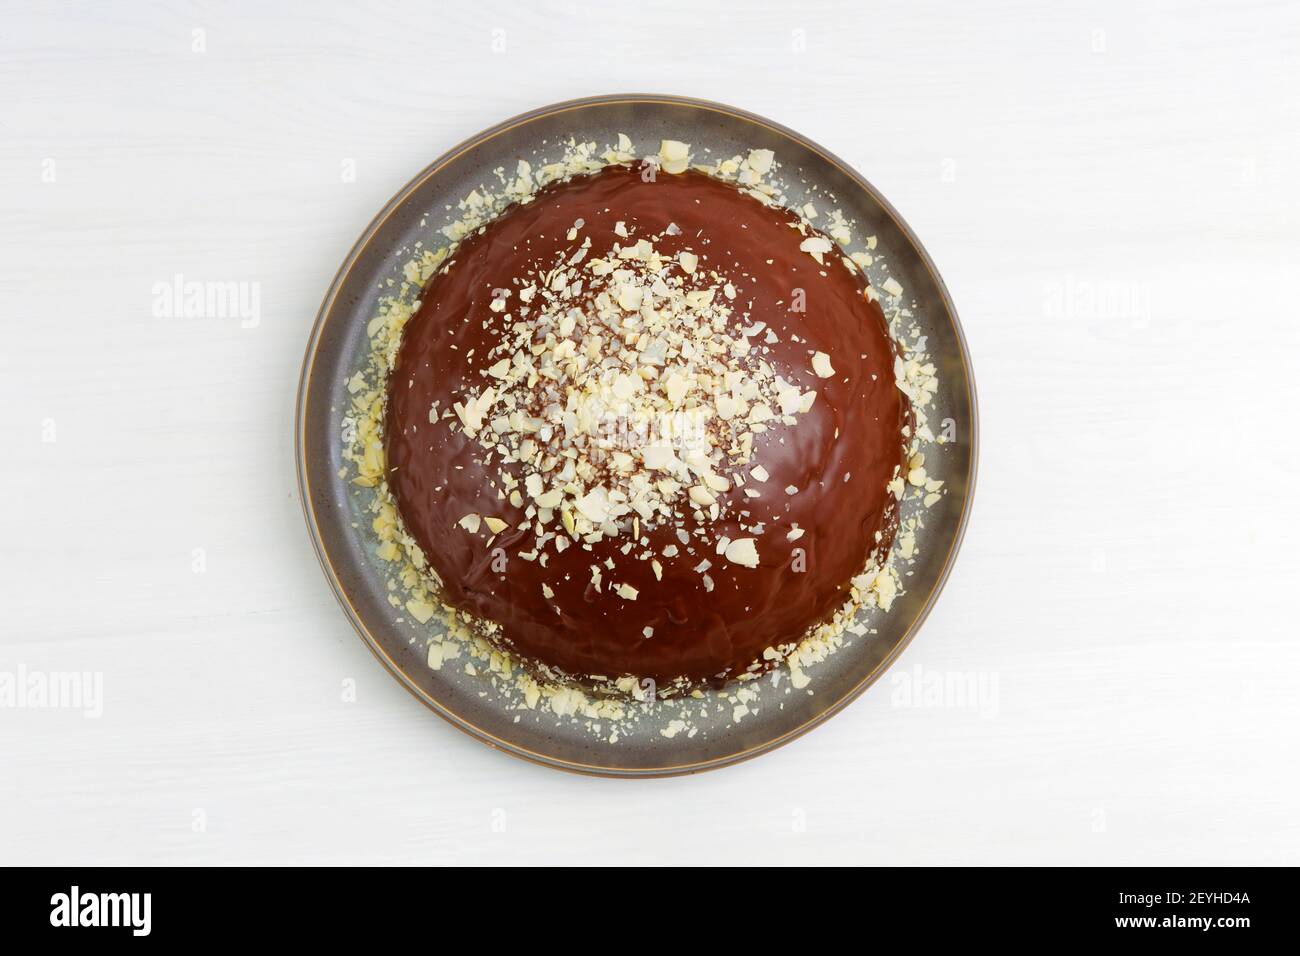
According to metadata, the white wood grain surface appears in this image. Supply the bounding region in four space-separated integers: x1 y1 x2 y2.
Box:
1 0 1297 866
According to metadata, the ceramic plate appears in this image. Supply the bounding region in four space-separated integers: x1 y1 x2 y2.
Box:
295 94 977 776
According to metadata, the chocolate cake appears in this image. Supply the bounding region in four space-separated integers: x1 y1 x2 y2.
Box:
383 162 909 687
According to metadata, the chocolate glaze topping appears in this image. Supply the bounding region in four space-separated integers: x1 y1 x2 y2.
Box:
385 164 907 686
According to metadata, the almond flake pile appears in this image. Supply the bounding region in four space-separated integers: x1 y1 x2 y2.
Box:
446 223 819 562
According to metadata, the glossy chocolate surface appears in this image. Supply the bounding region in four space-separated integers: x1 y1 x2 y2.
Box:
386 165 907 685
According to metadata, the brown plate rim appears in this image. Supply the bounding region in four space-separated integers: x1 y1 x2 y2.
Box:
294 92 980 778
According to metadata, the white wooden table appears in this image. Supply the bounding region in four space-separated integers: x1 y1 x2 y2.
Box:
2 0 1296 865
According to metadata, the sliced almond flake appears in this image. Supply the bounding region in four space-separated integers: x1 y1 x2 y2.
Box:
724 537 760 568
746 148 774 174
799 236 833 264
688 485 716 507
658 139 690 174
405 599 435 624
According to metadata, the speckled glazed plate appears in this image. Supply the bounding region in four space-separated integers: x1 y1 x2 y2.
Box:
295 94 977 776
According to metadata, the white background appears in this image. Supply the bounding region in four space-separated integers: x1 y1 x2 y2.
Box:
2 0 1297 866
